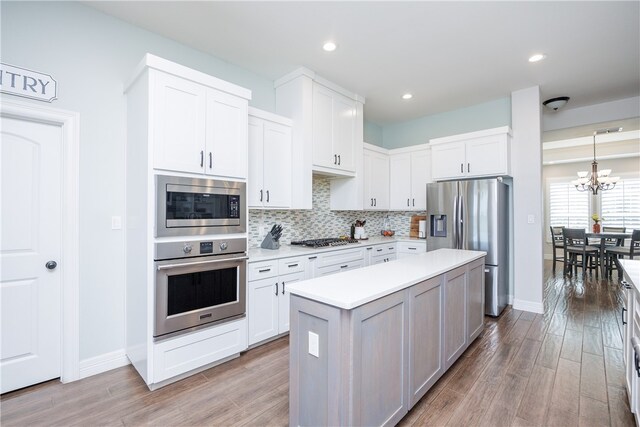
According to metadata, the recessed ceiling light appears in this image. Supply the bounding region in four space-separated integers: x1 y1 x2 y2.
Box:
323 42 337 52
528 53 547 63
402 93 413 100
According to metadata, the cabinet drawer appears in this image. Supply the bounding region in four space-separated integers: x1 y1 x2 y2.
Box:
279 257 305 274
372 253 397 265
316 248 364 268
372 244 396 256
316 259 364 277
248 260 278 281
397 241 426 254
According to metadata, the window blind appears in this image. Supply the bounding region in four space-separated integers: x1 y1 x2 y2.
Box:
548 180 590 229
601 178 640 230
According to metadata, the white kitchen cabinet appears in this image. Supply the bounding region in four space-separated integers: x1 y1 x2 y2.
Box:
430 126 512 181
466 259 485 342
315 247 365 277
151 71 249 179
248 256 306 346
389 146 431 211
363 145 389 210
443 265 467 368
397 241 427 258
371 244 397 265
248 108 292 208
275 68 365 209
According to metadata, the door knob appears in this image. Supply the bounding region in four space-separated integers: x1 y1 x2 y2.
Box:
45 260 57 270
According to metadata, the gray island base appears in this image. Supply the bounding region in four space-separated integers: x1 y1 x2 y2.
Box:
287 248 486 426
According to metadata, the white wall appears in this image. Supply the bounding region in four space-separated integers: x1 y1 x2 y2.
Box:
1 2 275 362
511 87 544 313
543 96 640 132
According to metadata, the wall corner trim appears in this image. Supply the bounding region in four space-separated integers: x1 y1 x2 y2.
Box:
79 349 130 380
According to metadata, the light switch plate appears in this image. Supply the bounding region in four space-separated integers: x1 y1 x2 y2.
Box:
527 214 535 224
308 331 319 358
111 216 122 230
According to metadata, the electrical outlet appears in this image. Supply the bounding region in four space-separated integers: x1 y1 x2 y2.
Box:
111 216 122 230
308 331 319 358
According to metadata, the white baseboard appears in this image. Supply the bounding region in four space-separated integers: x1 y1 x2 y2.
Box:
513 298 544 314
79 349 130 379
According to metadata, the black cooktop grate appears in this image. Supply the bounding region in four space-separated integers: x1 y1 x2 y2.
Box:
290 238 360 248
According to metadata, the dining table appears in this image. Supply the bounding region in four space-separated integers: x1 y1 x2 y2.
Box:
585 231 632 276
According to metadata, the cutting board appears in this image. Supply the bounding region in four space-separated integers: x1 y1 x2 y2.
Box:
410 215 426 238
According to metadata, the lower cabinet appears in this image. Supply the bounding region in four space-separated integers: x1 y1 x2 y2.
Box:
397 241 427 259
248 256 306 346
444 266 467 368
315 247 365 277
467 259 485 341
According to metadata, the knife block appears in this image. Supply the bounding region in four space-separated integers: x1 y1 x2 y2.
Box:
260 233 280 250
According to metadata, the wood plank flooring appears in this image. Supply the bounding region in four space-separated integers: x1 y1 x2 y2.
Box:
1 261 636 426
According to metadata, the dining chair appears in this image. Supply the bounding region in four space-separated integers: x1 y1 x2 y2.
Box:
563 228 600 277
549 226 565 271
603 226 627 246
605 229 640 278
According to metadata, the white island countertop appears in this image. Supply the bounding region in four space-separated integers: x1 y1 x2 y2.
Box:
621 259 640 289
286 248 486 310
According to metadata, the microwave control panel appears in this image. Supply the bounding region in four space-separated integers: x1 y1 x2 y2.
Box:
229 195 240 218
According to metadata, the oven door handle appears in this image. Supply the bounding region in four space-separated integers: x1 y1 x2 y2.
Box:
157 255 248 271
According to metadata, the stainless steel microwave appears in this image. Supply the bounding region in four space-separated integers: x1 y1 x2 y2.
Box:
156 175 246 237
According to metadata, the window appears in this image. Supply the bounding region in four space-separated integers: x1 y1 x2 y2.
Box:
601 178 640 230
548 179 590 230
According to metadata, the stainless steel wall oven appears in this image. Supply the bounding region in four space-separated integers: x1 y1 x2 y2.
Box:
156 175 246 237
154 238 247 338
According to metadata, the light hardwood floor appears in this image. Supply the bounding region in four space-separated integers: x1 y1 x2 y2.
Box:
1 261 636 426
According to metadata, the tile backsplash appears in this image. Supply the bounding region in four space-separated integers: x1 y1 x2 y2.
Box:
248 176 426 247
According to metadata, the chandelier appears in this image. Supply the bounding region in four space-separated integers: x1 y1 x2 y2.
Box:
573 127 622 195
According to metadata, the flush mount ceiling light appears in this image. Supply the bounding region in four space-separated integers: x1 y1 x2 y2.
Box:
572 127 623 195
528 53 547 62
402 93 413 100
542 96 570 111
322 41 337 52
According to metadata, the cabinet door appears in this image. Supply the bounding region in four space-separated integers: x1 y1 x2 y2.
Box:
389 153 412 210
431 142 466 180
409 276 443 407
332 93 356 172
312 84 335 168
443 266 467 368
248 277 280 345
248 117 264 207
153 72 206 174
363 150 389 210
206 88 248 179
465 135 508 177
467 259 484 342
263 121 292 208
279 271 306 334
410 150 429 210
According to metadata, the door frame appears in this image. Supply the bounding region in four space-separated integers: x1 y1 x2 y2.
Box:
1 98 80 383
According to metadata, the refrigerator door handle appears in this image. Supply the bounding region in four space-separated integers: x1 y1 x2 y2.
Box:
453 194 459 249
459 195 465 250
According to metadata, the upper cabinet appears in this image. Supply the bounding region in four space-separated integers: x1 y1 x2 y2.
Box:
128 54 251 180
389 146 431 211
275 68 365 209
363 145 389 210
248 108 293 209
430 126 512 181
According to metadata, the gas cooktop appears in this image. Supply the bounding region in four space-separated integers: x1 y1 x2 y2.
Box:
290 238 361 248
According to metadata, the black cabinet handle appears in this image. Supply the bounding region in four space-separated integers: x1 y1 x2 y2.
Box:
340 264 348 269
259 268 271 273
622 307 628 325
308 256 317 260
635 348 640 378
377 248 383 252
275 283 278 296
260 189 263 202
334 154 337 165
288 263 299 268
460 163 463 173
266 190 270 203
200 150 204 167
412 198 415 207
408 247 417 250
282 281 285 295
467 163 470 173
374 198 377 206
209 152 213 169
407 198 410 207
371 198 374 207
338 154 341 165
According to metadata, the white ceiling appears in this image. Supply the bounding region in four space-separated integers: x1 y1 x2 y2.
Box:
87 1 640 125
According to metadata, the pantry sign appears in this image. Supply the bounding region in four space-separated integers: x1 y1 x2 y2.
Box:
0 63 58 102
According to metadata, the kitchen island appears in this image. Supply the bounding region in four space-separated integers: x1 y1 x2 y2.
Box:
286 248 486 427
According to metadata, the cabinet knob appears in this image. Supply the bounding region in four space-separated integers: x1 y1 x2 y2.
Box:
45 260 58 270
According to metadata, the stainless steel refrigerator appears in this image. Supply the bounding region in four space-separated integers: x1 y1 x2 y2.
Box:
426 179 509 316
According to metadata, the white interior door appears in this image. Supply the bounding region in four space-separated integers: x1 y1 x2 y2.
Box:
1 115 62 393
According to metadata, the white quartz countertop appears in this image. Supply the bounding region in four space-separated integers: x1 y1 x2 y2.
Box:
286 248 486 310
248 236 426 263
621 260 640 290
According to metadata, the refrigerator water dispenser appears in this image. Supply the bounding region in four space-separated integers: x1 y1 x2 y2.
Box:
430 215 447 237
